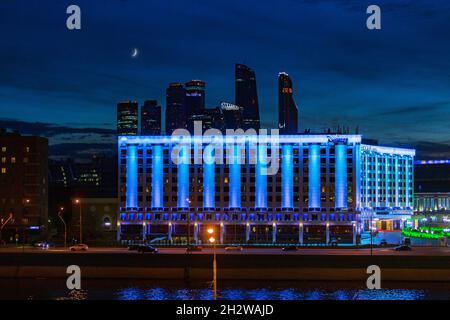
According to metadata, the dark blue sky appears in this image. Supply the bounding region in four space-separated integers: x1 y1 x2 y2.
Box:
1 0 450 159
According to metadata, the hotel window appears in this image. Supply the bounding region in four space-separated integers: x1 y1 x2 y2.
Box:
26 147 30 153
11 157 16 164
1 168 5 174
1 147 5 152
1 157 5 163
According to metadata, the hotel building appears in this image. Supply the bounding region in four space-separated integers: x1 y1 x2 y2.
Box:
117 134 415 245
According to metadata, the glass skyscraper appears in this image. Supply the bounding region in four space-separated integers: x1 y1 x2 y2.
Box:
235 64 260 131
278 72 299 134
165 83 186 135
141 100 161 135
117 101 138 135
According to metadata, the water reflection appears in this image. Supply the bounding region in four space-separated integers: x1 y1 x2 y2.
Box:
0 279 446 300
114 284 430 300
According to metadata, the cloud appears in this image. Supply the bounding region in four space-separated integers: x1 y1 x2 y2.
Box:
0 118 115 138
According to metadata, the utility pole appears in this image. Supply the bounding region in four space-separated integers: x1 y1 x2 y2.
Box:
58 207 67 248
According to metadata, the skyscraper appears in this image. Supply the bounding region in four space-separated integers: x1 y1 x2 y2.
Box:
165 83 186 134
185 80 206 133
117 101 138 135
185 80 205 118
278 72 298 134
219 102 243 130
235 64 260 131
141 100 161 135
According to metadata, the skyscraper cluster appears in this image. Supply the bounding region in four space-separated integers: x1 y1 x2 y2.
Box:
116 64 299 136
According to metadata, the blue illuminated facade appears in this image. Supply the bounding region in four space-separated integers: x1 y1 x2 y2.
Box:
118 134 415 244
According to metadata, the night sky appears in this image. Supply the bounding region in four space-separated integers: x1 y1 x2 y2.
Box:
1 0 450 160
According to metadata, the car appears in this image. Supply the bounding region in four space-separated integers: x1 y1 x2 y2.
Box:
186 246 202 253
225 246 243 251
403 237 412 246
380 239 388 246
329 239 338 247
128 244 141 251
69 244 89 251
394 245 412 251
282 246 298 251
137 245 158 253
34 242 49 249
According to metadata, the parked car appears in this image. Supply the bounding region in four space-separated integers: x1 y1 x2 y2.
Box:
186 246 202 253
128 244 141 251
225 246 243 251
329 239 338 247
282 246 298 251
137 245 158 253
380 239 388 246
34 242 49 249
394 245 412 251
403 237 412 246
69 244 89 251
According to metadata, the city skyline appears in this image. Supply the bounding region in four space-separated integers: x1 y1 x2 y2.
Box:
1 0 450 160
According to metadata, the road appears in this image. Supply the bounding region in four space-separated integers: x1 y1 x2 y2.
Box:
1 246 449 256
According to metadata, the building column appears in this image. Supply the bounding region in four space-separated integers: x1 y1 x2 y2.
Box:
168 223 173 243
142 223 147 241
194 223 199 244
326 223 330 245
299 223 304 245
246 223 250 242
220 223 224 244
352 223 357 245
117 223 121 242
272 223 277 244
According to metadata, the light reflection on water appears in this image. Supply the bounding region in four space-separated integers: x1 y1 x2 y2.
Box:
0 279 447 300
115 284 428 301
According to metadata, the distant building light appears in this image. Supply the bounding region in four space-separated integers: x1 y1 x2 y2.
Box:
414 160 450 165
29 226 40 230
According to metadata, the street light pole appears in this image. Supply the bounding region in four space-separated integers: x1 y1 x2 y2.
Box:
208 227 217 300
75 199 82 244
58 207 67 248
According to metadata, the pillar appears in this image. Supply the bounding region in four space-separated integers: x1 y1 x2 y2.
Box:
220 223 224 244
352 223 357 245
194 223 199 244
272 223 276 244
126 146 138 208
168 223 173 243
256 145 267 208
308 144 320 209
142 223 147 241
117 223 121 242
335 144 347 209
299 224 304 245
326 223 330 244
246 223 250 242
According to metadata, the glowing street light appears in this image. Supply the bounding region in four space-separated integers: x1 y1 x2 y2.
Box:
58 207 67 248
208 227 217 300
74 198 83 243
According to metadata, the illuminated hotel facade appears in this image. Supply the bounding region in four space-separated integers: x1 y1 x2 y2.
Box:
117 134 415 245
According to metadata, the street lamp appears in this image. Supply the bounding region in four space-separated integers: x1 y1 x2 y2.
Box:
58 207 67 248
207 227 217 300
74 199 82 244
0 213 13 246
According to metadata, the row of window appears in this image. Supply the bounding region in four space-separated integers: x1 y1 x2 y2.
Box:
120 212 356 222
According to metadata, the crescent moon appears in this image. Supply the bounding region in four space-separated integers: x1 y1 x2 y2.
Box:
131 48 139 58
